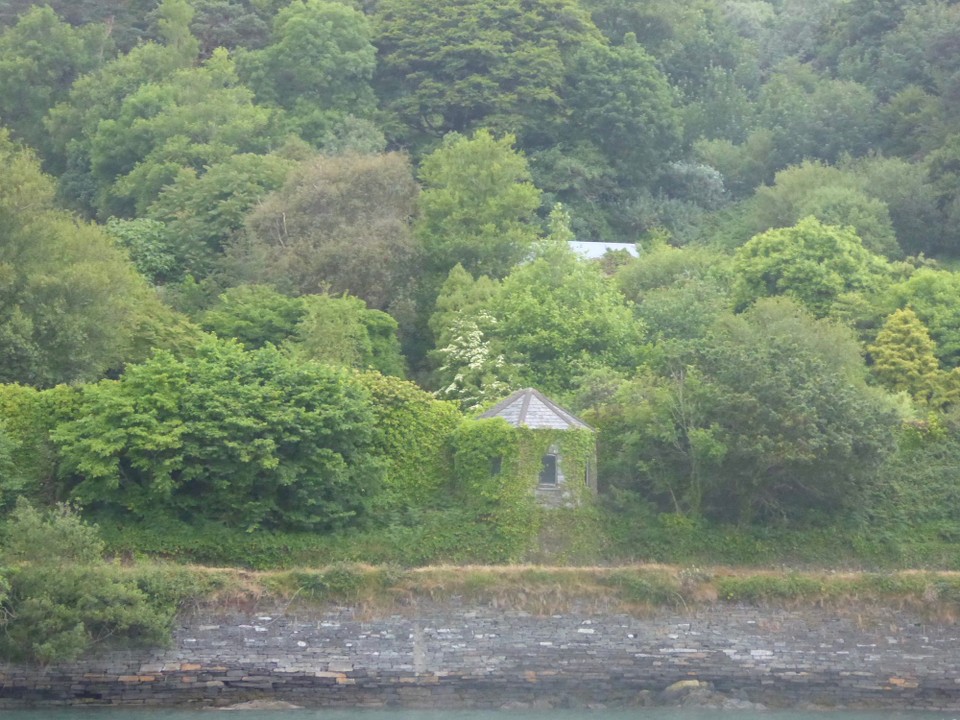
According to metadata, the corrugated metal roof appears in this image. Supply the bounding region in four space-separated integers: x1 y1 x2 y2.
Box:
480 388 592 430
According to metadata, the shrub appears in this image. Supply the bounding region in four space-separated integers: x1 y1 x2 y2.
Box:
52 338 383 532
0 502 179 664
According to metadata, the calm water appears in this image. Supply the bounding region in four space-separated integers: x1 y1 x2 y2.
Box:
3 710 958 720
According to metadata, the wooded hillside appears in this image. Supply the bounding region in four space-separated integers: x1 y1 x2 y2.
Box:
1 0 959 571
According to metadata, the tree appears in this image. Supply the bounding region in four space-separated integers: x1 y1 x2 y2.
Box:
868 307 941 405
886 268 960 368
52 339 383 532
190 0 275 57
145 151 296 276
581 0 748 93
41 1 206 215
416 130 542 280
0 500 174 665
863 1 960 100
44 39 194 209
104 218 178 284
236 151 420 311
561 34 681 187
88 49 280 218
0 133 162 386
431 242 643 398
0 383 70 512
740 161 901 258
493 240 644 394
756 60 880 169
733 216 892 317
286 294 406 377
237 0 377 146
536 32 682 236
0 6 111 154
925 133 960 256
374 0 599 144
600 298 899 523
815 0 926 88
694 129 778 198
428 264 511 410
616 243 733 345
841 155 946 258
0 0 156 50
200 284 305 349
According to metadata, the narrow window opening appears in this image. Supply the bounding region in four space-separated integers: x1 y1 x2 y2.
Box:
539 454 558 486
491 456 502 476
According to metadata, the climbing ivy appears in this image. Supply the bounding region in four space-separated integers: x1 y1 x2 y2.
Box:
356 372 462 517
452 418 597 561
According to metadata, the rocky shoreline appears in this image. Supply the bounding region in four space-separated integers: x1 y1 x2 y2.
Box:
2 601 959 710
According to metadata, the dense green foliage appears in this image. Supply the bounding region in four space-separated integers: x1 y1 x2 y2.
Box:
2 0 960 617
0 502 205 664
52 339 383 531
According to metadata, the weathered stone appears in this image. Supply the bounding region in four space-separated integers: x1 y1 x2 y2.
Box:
4 603 960 710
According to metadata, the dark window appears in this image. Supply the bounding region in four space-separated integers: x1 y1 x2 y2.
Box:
491 456 502 476
539 454 558 486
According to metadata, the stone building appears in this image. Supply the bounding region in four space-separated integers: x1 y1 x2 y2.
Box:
480 388 597 507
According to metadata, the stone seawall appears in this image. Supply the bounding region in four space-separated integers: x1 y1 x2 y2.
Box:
2 601 960 710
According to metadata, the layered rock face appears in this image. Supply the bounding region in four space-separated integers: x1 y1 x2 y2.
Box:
1 602 958 709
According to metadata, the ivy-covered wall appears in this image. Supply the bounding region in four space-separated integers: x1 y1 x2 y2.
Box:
357 372 462 518
452 418 596 561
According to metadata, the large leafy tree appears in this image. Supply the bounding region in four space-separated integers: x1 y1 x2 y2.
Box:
733 216 891 317
416 130 542 280
238 0 377 146
0 0 156 49
201 285 406 376
44 43 192 198
740 161 901 258
374 0 599 144
200 284 305 349
537 33 681 237
145 151 296 277
190 0 277 57
492 241 644 394
428 264 510 410
52 339 383 532
0 6 111 155
87 49 280 218
601 298 899 523
286 294 406 378
756 60 879 170
0 133 163 386
236 151 420 311
616 242 733 345
842 155 946 258
582 0 748 94
43 1 201 212
559 34 681 176
431 240 642 400
886 269 960 368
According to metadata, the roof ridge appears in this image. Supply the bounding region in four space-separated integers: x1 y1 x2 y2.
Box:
479 387 593 431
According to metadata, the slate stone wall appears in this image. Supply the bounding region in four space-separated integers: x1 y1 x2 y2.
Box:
2 601 959 709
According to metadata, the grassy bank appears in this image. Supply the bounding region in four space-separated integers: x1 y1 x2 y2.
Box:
94 506 960 571
147 562 960 621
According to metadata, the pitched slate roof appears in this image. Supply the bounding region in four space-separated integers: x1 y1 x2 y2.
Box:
480 388 592 430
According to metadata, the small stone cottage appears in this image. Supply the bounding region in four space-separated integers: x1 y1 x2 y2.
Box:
480 388 597 507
